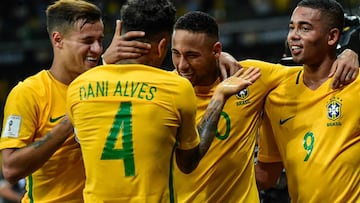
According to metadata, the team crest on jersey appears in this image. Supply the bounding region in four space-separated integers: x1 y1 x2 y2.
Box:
236 88 249 99
235 88 250 106
326 97 342 126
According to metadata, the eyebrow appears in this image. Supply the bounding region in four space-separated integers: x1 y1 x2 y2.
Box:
289 20 312 26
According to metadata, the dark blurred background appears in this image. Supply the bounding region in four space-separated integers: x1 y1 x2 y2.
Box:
0 0 359 101
0 1 359 202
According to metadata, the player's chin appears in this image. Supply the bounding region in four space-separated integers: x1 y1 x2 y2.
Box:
292 57 303 65
189 78 197 86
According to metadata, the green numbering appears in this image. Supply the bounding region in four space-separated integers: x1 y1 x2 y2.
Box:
303 132 314 161
215 111 231 140
101 102 135 176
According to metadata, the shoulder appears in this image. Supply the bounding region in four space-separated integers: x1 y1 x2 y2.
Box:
8 70 49 97
240 59 301 72
239 59 278 69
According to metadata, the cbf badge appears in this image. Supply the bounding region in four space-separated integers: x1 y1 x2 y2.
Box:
236 88 249 100
235 88 250 106
327 97 341 122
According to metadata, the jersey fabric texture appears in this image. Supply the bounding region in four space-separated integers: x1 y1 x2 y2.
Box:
0 70 85 203
258 69 360 202
66 64 200 203
174 60 300 203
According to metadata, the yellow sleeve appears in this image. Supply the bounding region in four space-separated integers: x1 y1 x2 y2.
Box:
174 77 200 150
257 111 282 163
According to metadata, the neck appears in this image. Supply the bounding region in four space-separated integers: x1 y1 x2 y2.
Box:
117 51 161 68
49 62 75 85
118 59 160 68
303 57 336 90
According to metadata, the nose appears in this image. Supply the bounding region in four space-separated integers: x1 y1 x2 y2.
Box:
91 40 103 55
288 28 300 42
177 56 189 71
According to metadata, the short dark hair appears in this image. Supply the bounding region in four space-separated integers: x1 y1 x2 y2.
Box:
120 0 176 42
297 0 344 32
174 11 219 41
46 0 102 35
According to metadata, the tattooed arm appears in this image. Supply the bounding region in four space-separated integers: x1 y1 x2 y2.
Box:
1 116 73 184
197 98 224 157
177 67 261 173
197 67 262 157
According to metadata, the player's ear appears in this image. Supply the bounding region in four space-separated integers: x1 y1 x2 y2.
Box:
328 28 341 46
157 37 168 59
212 41 222 58
52 31 63 48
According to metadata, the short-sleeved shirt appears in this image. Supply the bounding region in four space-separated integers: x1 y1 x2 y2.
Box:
259 69 360 202
174 60 300 202
67 64 200 203
0 70 85 202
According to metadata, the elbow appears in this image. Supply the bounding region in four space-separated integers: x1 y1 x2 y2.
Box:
178 162 198 174
179 167 192 174
1 149 26 184
175 148 200 174
176 155 199 174
2 168 22 185
255 161 283 190
256 176 276 191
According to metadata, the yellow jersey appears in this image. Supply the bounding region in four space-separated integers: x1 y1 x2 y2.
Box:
67 64 200 203
259 69 360 202
1 70 84 203
174 60 300 203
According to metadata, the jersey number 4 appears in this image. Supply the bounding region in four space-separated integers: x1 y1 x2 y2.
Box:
100 102 135 176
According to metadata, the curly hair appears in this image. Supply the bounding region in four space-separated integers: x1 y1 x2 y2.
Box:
174 11 219 41
120 0 176 42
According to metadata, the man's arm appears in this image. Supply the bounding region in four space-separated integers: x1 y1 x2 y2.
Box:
176 67 261 173
1 116 73 184
0 178 23 202
218 52 243 80
197 67 261 157
255 161 284 190
102 27 242 78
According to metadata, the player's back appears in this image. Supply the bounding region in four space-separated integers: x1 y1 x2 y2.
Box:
67 64 199 203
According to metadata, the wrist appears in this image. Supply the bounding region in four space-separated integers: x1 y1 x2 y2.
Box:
212 89 227 104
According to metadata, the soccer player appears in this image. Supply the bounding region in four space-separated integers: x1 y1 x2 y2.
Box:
103 9 359 203
256 0 360 202
66 0 260 202
0 0 103 202
168 11 294 202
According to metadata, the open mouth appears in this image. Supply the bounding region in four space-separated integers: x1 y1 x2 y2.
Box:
86 56 99 67
290 45 302 55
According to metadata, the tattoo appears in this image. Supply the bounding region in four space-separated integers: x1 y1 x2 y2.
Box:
30 133 52 149
60 117 69 124
197 98 225 158
26 118 71 151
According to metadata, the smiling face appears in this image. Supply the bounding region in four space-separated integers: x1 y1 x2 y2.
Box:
287 6 333 66
171 29 221 86
58 20 104 76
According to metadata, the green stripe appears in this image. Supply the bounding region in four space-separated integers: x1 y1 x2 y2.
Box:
296 70 302 84
28 174 34 203
168 141 178 203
